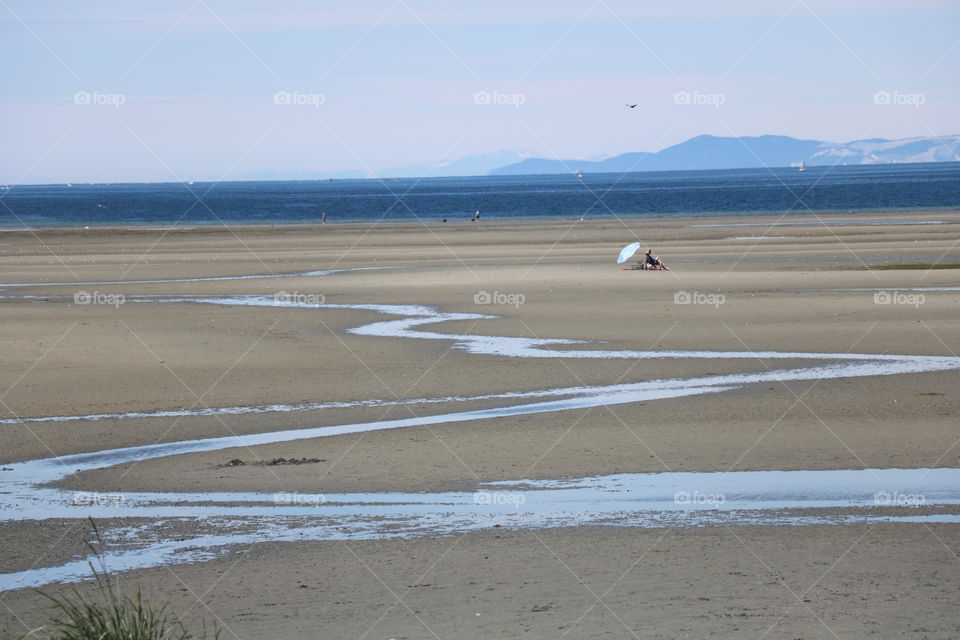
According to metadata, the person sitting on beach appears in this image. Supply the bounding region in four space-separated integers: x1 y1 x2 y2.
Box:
643 249 668 270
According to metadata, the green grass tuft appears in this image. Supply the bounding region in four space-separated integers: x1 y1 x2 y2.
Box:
21 520 219 640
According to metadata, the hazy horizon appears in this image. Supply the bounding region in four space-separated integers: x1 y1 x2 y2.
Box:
2 1 957 184
6 138 960 187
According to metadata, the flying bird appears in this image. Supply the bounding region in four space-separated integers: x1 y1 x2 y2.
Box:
626 103 637 108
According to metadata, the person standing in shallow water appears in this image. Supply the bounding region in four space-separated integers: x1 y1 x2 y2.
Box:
473 209 480 222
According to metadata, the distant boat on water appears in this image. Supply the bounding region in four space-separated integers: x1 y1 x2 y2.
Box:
575 169 585 178
798 160 807 172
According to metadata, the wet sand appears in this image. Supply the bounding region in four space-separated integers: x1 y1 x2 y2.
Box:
4 524 960 639
2 211 959 638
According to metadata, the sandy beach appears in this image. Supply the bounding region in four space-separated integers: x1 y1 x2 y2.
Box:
2 211 960 639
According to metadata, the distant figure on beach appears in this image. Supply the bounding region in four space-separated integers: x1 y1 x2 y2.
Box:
473 210 480 222
643 249 669 270
321 212 327 224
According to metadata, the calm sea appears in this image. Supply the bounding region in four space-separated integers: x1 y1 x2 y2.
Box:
2 163 959 228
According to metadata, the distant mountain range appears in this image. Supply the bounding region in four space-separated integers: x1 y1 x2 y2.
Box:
242 134 959 181
489 134 960 176
241 149 542 181
377 149 543 178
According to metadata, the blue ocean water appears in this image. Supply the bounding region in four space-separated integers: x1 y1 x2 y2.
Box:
2 162 959 228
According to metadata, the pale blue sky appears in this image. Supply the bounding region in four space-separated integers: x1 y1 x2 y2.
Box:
1 1 957 183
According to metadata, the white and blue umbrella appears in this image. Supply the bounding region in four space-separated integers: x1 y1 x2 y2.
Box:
617 241 641 264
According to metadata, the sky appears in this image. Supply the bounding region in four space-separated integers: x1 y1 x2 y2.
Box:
0 0 957 184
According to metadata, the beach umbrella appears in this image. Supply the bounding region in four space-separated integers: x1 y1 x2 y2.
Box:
617 241 641 264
